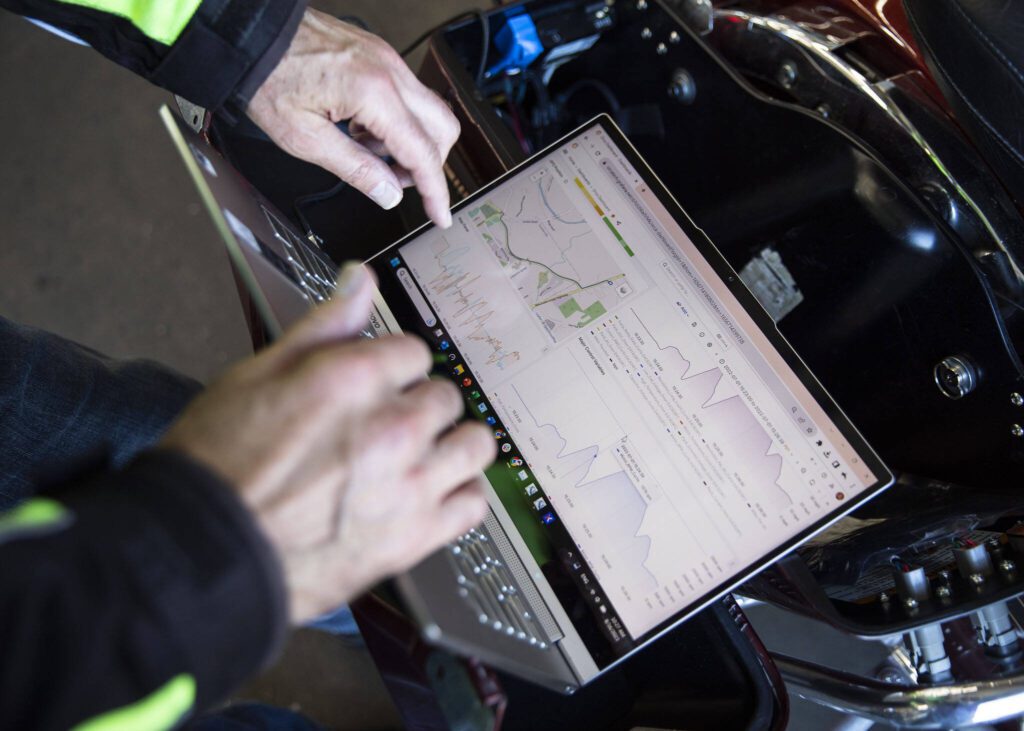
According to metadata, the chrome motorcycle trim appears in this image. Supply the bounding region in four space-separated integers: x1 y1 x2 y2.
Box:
774 652 1024 728
713 9 1023 287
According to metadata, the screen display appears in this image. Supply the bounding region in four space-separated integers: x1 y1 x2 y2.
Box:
371 119 886 664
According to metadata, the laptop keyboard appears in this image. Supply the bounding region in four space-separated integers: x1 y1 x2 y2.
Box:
449 527 551 649
262 205 338 302
260 207 552 647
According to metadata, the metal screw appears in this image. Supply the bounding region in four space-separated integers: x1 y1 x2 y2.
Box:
636 0 648 9
1012 392 1024 407
1000 559 1017 573
1014 424 1024 438
969 573 986 586
816 103 831 119
641 26 652 39
778 61 798 89
669 30 681 43
656 42 668 55
879 591 891 603
903 596 919 611
936 585 951 598
938 569 952 582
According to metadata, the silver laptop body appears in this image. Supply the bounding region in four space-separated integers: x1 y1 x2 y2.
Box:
162 105 892 693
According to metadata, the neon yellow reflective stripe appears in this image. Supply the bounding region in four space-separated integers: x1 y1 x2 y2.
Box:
72 674 196 731
55 0 202 45
0 498 67 536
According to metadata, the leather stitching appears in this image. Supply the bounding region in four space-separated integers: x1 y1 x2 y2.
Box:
905 1 1024 170
945 0 1024 88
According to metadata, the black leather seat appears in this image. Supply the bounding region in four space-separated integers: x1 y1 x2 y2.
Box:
903 0 1024 205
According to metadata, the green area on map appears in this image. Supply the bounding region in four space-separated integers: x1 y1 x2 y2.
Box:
558 297 608 326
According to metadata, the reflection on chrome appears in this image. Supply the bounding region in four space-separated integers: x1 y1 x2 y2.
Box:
775 652 1024 728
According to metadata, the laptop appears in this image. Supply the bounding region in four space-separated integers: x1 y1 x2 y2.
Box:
161 105 893 692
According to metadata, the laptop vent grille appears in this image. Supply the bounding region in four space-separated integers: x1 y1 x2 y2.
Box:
483 511 563 642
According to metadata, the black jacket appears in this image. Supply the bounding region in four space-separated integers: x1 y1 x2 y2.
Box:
0 1 307 728
0 0 307 115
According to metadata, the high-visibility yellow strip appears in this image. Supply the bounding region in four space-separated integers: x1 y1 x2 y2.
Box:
72 674 196 731
0 498 67 538
574 177 604 217
56 0 202 45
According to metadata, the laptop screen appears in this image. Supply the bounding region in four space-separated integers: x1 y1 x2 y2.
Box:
369 116 889 665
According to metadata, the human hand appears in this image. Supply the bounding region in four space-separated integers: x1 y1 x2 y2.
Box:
160 263 494 622
247 9 460 228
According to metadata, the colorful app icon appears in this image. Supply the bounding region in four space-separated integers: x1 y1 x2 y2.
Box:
525 483 538 496
453 365 465 376
509 457 524 467
389 257 401 267
434 328 444 338
500 443 512 453
541 512 556 525
533 498 547 511
448 354 457 361
477 403 488 414
494 430 507 439
517 469 529 481
462 378 473 387
485 416 497 425
470 390 482 400
440 340 450 351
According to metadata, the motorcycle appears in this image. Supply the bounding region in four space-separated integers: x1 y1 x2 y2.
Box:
199 0 1024 727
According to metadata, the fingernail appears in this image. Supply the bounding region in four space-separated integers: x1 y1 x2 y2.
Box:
440 209 453 229
336 261 367 298
369 181 403 210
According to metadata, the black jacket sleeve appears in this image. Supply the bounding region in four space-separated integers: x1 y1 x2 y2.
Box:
0 449 288 730
0 0 307 114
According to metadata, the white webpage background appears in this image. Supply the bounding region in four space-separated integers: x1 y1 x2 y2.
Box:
400 129 871 639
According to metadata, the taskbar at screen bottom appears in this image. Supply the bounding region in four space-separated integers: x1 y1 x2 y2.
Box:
369 250 636 668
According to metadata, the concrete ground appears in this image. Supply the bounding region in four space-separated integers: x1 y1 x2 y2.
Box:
0 3 886 729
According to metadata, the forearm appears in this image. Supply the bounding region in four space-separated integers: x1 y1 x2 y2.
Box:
0 316 201 510
0 450 287 730
0 0 307 112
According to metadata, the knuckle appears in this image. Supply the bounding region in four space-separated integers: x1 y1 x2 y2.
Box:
336 348 379 384
344 157 379 190
426 378 461 414
398 334 432 371
378 408 421 448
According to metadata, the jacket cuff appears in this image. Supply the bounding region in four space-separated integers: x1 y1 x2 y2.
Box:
49 449 288 708
151 0 308 114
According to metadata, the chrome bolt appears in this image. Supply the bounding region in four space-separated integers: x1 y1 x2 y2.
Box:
669 30 681 43
969 573 986 586
1013 424 1024 438
938 569 952 582
636 0 648 9
667 69 696 104
656 42 668 55
778 61 798 89
640 26 652 39
934 356 977 399
1012 392 1024 407
935 585 951 598
879 591 891 603
816 103 831 119
903 596 919 611
1000 559 1017 573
